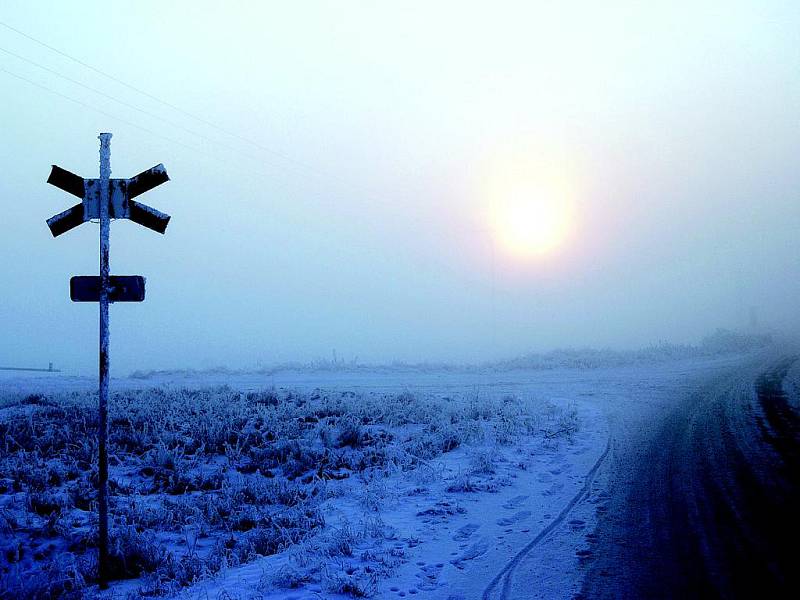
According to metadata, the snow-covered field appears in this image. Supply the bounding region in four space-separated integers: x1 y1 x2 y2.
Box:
0 352 756 599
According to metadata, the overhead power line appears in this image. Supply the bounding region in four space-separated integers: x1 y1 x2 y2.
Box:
0 19 334 175
0 19 446 239
0 61 377 225
0 21 415 218
0 64 329 207
0 45 206 139
0 21 210 125
0 44 321 179
0 19 403 208
0 66 201 154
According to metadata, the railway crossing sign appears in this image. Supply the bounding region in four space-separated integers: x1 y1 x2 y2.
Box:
46 163 170 235
45 133 171 588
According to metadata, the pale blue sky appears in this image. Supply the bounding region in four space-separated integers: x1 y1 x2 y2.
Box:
1 1 799 373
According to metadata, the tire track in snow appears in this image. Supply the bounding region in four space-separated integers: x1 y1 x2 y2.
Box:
482 437 612 600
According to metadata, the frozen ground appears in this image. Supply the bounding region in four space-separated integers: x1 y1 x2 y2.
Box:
0 352 758 599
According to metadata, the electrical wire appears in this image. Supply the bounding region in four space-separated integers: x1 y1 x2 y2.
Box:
0 19 354 181
0 43 334 181
0 20 466 265
0 66 204 156
0 46 238 152
0 63 391 237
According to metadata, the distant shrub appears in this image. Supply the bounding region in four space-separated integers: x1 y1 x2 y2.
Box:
107 526 167 579
700 328 772 354
267 564 312 589
469 448 499 475
445 472 481 493
336 416 366 449
27 490 67 517
246 389 279 407
321 562 377 598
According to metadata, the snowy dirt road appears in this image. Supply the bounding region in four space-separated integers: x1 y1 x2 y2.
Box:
579 353 800 599
471 354 763 600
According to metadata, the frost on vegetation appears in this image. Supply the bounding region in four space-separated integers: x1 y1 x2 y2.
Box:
0 385 579 598
123 329 772 383
490 329 772 371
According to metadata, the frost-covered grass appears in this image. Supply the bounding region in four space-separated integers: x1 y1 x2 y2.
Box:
0 386 577 598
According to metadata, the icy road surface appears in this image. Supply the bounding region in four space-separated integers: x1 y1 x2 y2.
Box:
580 352 800 599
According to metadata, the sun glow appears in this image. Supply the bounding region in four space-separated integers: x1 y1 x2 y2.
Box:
486 151 577 259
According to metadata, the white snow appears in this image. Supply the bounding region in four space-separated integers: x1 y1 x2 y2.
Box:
0 353 754 599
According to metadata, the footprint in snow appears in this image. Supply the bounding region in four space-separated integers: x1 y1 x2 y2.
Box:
416 562 446 591
450 538 489 569
537 472 553 483
542 482 565 496
453 523 480 541
568 519 586 531
496 510 532 527
502 495 529 510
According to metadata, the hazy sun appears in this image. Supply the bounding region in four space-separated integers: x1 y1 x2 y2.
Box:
493 192 572 257
485 150 577 259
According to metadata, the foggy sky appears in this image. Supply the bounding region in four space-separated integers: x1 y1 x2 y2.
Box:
1 1 799 374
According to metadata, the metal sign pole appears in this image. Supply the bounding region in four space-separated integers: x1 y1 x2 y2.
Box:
97 132 112 588
45 134 171 589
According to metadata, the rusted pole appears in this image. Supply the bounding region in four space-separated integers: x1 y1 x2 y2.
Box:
97 132 112 589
